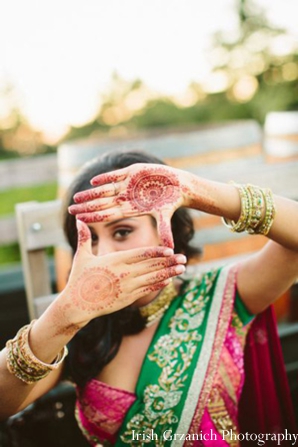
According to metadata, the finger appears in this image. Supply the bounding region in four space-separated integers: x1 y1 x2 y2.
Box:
76 209 123 224
73 184 116 204
135 279 172 298
69 197 117 215
91 169 128 187
75 219 92 256
135 254 187 274
118 246 174 264
155 212 174 249
138 264 185 287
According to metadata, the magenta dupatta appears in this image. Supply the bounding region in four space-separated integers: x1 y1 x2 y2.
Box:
239 306 297 445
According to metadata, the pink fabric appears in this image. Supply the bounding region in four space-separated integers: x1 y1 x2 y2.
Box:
239 306 297 445
193 323 248 446
193 411 230 446
192 307 297 447
76 379 136 446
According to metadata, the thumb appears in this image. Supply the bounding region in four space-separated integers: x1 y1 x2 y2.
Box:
156 211 174 249
75 219 92 256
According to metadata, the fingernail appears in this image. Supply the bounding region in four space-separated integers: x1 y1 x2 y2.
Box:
176 265 186 274
76 218 83 229
176 255 187 263
163 248 174 256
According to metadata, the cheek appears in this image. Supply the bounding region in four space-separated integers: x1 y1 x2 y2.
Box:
91 242 99 256
138 226 160 246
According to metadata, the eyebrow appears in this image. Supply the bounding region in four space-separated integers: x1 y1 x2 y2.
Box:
88 218 138 230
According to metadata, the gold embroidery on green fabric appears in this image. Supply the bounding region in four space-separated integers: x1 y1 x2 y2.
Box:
231 311 251 341
119 271 218 445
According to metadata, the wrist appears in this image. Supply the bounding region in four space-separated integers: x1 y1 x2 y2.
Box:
182 174 216 213
47 290 92 333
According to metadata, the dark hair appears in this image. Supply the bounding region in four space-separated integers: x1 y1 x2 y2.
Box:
63 149 201 387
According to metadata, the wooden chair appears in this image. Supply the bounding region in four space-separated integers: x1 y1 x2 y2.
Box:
5 200 90 447
15 199 71 320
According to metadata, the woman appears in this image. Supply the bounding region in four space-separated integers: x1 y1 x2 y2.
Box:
0 149 297 446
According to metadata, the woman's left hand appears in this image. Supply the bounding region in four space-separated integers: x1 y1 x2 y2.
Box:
68 163 189 247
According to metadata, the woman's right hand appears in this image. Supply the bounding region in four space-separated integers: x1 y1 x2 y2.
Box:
53 219 186 330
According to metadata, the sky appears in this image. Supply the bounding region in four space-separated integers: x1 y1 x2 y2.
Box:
0 0 297 141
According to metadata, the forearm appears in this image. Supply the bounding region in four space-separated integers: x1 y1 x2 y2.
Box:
0 348 62 420
183 173 241 220
267 195 298 251
184 173 298 252
0 292 84 420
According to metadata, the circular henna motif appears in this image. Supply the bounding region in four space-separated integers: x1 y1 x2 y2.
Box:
71 267 121 312
78 269 116 304
127 170 180 212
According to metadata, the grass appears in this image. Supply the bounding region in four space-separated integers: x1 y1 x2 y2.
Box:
0 243 21 265
0 182 58 216
0 243 54 267
0 182 58 265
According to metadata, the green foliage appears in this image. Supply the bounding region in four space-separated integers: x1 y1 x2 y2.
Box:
0 146 20 160
65 120 109 142
248 79 298 123
0 182 57 216
0 243 21 265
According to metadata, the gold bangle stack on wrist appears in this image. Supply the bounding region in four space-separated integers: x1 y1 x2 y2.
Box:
6 320 68 385
222 183 276 236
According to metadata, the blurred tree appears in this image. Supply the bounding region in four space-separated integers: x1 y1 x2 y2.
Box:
0 80 56 158
207 0 298 121
62 0 298 143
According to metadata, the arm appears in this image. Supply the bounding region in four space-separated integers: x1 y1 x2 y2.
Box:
184 176 298 314
69 164 298 315
0 219 186 420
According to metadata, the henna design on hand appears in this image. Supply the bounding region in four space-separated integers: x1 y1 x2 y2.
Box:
51 303 82 337
76 219 90 247
69 267 121 313
76 211 114 224
157 213 174 248
120 168 180 213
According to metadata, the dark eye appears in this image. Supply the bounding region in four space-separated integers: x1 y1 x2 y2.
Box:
113 228 132 240
90 231 98 245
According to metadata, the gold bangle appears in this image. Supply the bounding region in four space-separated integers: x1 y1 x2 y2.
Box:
246 184 264 233
255 188 276 235
19 321 68 371
6 340 50 384
222 182 276 236
222 183 251 233
5 321 68 385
